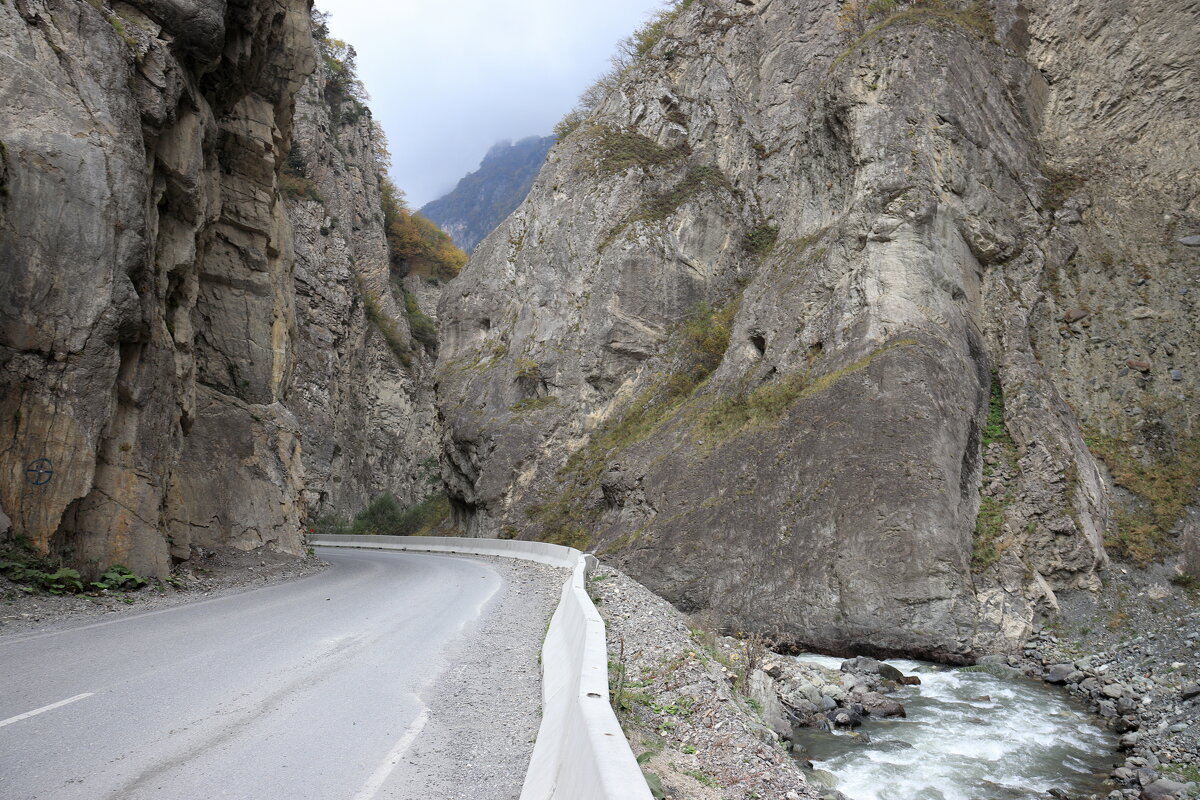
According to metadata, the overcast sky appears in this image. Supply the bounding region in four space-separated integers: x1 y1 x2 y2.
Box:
321 0 668 208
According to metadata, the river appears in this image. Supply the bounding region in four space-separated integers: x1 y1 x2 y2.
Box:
790 655 1116 800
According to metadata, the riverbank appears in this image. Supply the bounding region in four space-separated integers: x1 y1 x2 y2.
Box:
1017 562 1200 799
593 555 1197 800
590 566 821 800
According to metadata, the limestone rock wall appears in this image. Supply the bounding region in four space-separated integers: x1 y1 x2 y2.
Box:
437 0 1199 659
0 1 439 577
0 0 315 576
284 48 442 520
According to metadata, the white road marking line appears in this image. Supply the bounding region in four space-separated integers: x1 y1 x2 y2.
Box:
0 693 94 729
352 705 431 800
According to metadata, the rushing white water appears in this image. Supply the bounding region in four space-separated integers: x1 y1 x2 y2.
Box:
790 656 1116 800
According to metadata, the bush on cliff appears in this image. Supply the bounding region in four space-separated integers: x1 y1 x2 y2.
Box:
316 493 450 538
380 177 467 281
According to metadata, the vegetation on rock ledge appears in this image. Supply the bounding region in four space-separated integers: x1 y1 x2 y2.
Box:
380 177 466 282
699 338 919 445
527 299 739 548
554 0 697 138
973 373 1017 571
1086 424 1200 566
833 0 996 72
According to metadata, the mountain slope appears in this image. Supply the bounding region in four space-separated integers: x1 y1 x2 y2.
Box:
420 136 555 252
436 0 1199 660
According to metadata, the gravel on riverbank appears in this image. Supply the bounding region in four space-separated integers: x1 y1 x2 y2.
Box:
0 545 327 638
590 565 820 800
1014 562 1200 800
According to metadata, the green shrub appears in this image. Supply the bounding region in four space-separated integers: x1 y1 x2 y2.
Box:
278 112 321 204
0 564 84 595
972 495 1004 569
670 300 738 395
403 289 438 353
0 539 147 594
982 374 1015 451
359 282 413 367
743 223 780 257
92 564 149 591
321 493 451 537
971 373 1018 571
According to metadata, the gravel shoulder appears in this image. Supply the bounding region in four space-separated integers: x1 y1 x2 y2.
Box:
590 565 819 800
0 545 327 639
383 553 566 800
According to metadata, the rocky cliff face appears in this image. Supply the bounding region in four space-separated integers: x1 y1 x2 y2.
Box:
0 1 440 576
0 0 314 576
420 135 556 253
285 37 442 520
437 0 1199 659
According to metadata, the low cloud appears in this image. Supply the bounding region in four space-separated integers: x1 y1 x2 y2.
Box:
322 0 667 206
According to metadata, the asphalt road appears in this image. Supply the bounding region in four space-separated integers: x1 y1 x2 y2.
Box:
0 548 513 800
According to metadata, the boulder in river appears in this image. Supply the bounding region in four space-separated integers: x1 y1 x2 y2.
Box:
840 656 883 674
827 708 863 728
859 692 906 718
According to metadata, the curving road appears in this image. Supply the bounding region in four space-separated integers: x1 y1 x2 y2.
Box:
0 548 554 800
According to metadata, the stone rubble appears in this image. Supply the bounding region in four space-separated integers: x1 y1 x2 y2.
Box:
590 565 823 800
1016 569 1200 800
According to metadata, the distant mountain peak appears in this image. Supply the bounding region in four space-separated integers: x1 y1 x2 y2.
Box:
420 135 555 253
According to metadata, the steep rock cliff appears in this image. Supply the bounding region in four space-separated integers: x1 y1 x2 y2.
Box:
0 1 443 576
0 0 314 576
437 0 1199 659
284 34 442 520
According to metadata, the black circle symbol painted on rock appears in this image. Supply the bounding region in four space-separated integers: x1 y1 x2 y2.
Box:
26 458 54 486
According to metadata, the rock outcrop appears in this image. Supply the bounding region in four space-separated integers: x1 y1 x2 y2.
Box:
285 35 442 521
0 0 313 576
0 2 441 575
437 0 1199 659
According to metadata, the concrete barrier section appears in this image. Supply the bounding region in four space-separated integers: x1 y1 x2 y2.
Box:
310 534 653 800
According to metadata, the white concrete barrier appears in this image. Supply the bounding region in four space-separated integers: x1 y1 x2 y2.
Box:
310 534 653 800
